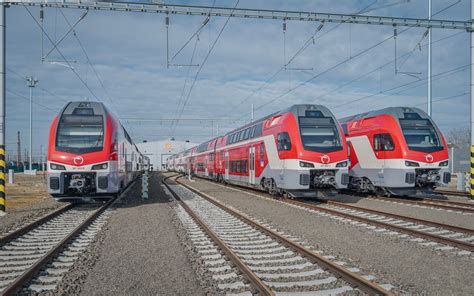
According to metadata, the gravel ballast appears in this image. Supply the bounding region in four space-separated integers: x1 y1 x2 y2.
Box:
78 173 205 296
332 194 474 229
179 177 474 295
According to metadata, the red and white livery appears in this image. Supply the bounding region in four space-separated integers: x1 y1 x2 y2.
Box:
167 104 350 197
339 107 450 196
47 101 145 201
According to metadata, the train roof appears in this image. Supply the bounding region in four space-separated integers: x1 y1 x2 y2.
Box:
339 106 430 123
225 104 335 136
61 101 108 116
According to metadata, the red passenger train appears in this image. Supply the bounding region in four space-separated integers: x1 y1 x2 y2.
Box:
47 101 146 201
339 107 450 196
167 104 350 197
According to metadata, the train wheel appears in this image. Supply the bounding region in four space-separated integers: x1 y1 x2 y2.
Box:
268 179 279 196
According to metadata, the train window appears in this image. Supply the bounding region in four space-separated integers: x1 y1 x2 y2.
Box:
243 128 250 140
374 134 395 151
341 123 348 136
305 110 324 118
55 114 104 154
210 152 214 161
254 124 263 137
72 108 94 115
250 126 256 138
277 132 292 151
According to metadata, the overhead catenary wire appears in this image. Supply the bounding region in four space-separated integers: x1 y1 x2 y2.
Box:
312 30 464 104
6 67 69 103
170 0 240 135
169 35 200 136
56 8 139 140
24 6 101 103
332 63 470 115
7 90 59 112
230 1 462 122
219 0 388 118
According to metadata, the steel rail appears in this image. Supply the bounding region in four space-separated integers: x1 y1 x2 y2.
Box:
323 200 474 235
5 0 471 30
171 175 394 296
162 176 273 296
282 198 474 252
371 196 474 213
435 189 470 198
0 171 144 296
0 197 116 296
0 203 74 245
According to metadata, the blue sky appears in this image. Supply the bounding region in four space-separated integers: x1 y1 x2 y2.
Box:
5 0 471 160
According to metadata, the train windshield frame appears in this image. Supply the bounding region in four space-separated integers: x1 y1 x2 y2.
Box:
399 118 443 153
55 114 105 154
298 112 343 153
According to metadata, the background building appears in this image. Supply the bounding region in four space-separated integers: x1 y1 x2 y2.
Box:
137 139 197 171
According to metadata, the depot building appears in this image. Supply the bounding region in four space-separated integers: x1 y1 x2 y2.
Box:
137 139 197 171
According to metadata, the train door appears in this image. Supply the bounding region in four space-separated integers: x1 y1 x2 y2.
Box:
249 146 255 184
225 151 229 180
205 155 209 177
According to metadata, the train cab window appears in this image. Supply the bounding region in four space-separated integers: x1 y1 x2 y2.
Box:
374 134 395 151
56 114 104 154
277 132 292 151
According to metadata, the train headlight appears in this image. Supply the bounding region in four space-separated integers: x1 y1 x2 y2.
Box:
299 161 314 168
92 163 108 170
336 161 348 167
50 163 66 170
439 160 449 167
405 161 420 167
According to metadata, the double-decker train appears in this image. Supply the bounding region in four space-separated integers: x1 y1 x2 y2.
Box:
167 104 350 197
339 107 450 196
47 101 146 201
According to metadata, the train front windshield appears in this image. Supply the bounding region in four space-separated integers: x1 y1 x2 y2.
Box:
400 118 443 153
56 115 104 154
299 111 343 153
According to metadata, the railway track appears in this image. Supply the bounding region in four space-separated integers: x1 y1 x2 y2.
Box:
163 175 395 295
284 199 474 253
189 177 474 254
370 195 474 214
0 198 116 295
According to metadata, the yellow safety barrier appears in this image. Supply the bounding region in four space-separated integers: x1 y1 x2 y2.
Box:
471 146 474 199
0 145 5 212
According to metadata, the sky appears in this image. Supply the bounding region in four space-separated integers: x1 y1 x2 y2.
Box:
5 0 471 161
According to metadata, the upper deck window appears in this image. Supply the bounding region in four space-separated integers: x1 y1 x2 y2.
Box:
56 114 104 154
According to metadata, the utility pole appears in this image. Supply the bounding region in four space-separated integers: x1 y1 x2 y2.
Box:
26 76 38 173
427 0 432 117
0 3 5 214
251 103 254 121
16 131 20 165
471 0 474 199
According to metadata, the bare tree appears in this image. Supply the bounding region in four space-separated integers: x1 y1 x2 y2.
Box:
446 128 470 173
446 128 470 149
